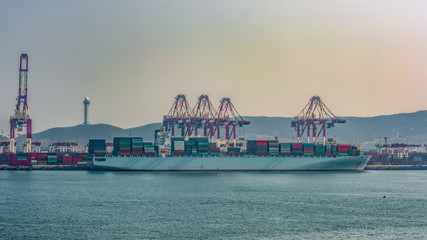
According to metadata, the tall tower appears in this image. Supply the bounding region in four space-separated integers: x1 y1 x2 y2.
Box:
83 97 90 125
10 53 32 153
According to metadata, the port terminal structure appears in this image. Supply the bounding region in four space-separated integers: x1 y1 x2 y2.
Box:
49 142 79 153
291 96 346 144
9 54 32 153
162 94 250 141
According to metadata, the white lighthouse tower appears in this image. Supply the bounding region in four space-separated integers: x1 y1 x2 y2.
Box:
83 97 90 125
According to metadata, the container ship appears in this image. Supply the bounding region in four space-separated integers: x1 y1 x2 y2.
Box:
89 131 370 171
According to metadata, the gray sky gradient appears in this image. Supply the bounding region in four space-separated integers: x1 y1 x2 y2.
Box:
1 0 427 134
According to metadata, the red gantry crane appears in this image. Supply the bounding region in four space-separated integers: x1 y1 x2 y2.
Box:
162 95 250 141
291 96 345 144
190 95 217 139
10 54 32 153
215 97 250 141
163 94 193 137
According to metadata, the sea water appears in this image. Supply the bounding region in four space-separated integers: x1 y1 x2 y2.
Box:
0 171 426 239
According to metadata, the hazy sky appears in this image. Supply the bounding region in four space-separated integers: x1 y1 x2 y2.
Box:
1 0 427 134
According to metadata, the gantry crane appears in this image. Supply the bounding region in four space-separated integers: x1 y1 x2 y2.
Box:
10 54 32 153
291 96 345 143
163 94 193 137
214 97 250 141
190 95 217 139
162 95 250 140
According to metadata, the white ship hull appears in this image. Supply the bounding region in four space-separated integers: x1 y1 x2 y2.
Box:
90 155 369 171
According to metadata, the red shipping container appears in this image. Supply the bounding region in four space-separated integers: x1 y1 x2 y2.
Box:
10 159 31 166
173 150 185 155
292 143 303 148
256 150 268 155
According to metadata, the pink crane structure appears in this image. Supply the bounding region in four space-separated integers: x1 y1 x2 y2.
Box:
214 97 250 141
163 94 250 141
10 54 32 153
163 94 193 137
291 96 345 144
190 95 217 139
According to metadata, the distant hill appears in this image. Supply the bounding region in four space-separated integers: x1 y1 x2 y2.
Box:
15 123 162 147
14 110 427 149
242 111 427 148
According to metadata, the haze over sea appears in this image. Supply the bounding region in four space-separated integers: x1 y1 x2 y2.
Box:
0 171 426 239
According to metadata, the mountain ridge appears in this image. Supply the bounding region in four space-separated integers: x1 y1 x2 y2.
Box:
7 110 426 150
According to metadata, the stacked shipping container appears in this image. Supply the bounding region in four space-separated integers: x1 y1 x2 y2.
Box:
255 140 268 155
228 147 243 155
113 137 131 156
131 138 143 155
0 152 89 166
89 139 107 156
292 143 303 155
314 145 326 156
303 143 314 156
47 153 58 165
279 143 292 155
338 145 350 156
143 142 156 156
209 143 220 156
246 140 257 155
197 138 209 155
268 140 279 156
184 139 196 155
172 137 185 155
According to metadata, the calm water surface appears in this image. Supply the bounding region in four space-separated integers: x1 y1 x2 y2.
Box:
0 170 426 239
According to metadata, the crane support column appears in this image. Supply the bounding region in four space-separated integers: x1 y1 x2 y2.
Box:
9 119 16 153
323 123 326 144
313 124 316 143
26 119 32 152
